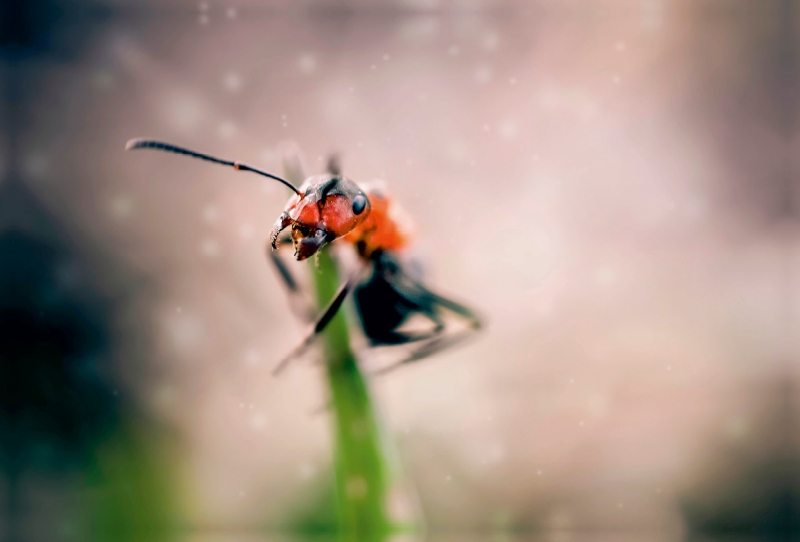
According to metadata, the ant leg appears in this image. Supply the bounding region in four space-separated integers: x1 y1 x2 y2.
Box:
272 265 366 376
373 297 482 376
367 328 443 347
267 235 316 322
279 143 308 186
427 292 482 330
373 330 473 376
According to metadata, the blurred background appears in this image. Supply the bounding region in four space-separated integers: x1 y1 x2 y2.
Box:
1 0 797 541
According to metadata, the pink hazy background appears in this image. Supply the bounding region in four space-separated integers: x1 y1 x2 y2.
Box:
7 0 796 536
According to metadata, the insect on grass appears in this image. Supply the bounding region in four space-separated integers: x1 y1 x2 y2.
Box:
126 138 482 376
126 138 482 536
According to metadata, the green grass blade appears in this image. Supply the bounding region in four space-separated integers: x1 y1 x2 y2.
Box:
310 249 392 538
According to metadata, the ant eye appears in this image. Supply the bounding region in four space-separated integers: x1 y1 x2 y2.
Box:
352 194 367 215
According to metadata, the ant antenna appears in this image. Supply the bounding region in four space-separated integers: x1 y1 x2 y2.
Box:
126 139 302 195
326 154 341 176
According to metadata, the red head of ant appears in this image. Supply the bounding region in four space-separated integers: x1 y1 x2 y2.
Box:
270 174 370 260
126 139 370 260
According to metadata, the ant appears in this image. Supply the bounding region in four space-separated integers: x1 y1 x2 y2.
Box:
126 139 481 376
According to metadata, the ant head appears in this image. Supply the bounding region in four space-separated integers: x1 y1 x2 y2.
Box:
124 139 370 261
271 174 371 260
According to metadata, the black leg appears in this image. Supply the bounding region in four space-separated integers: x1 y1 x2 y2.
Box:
267 235 316 322
427 292 482 330
372 291 482 376
373 328 476 376
272 265 366 376
367 328 444 346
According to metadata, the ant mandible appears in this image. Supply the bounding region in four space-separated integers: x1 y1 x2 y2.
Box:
126 139 481 375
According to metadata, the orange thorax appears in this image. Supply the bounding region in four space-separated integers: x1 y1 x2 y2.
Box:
344 189 413 258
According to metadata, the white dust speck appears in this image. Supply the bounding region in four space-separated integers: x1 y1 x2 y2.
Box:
239 223 254 239
448 45 460 56
398 14 440 42
597 266 616 285
642 0 664 30
243 348 261 366
260 148 277 167
299 463 316 480
110 195 134 219
498 119 518 140
588 395 609 418
165 310 204 352
218 121 237 139
446 140 468 164
163 92 204 131
151 385 176 410
346 476 368 499
482 32 498 51
23 153 48 178
202 205 218 223
93 71 114 90
223 72 242 92
474 65 493 84
297 53 317 74
201 239 220 257
726 416 749 439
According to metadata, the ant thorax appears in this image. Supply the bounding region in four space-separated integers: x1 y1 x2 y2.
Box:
344 182 415 259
